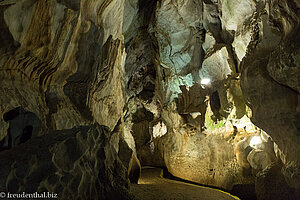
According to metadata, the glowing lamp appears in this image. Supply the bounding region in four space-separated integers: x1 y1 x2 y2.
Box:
201 78 211 85
249 136 262 149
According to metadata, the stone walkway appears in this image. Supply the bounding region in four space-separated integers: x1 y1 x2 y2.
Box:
130 167 240 200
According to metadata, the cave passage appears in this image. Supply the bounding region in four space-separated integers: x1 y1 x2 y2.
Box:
131 167 240 200
0 0 299 199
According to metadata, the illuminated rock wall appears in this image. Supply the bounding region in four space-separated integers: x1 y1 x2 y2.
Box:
0 0 299 199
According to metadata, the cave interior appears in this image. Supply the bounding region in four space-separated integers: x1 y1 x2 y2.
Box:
0 0 299 200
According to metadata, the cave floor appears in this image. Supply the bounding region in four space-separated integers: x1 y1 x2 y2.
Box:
130 167 240 200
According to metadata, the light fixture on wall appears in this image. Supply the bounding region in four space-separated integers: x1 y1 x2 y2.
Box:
249 136 262 149
201 78 211 85
200 78 211 88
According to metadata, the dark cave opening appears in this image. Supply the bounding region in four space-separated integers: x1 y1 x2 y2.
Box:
210 91 221 121
0 107 41 151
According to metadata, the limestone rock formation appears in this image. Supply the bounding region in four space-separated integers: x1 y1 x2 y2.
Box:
123 0 300 198
0 0 125 131
0 0 299 199
0 124 133 200
0 0 136 199
239 0 300 198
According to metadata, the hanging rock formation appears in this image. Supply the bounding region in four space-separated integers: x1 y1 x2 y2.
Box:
0 0 299 199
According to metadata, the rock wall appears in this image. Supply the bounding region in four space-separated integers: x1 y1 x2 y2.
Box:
0 124 133 200
0 0 134 199
239 0 300 199
0 0 299 199
0 0 125 132
123 0 300 198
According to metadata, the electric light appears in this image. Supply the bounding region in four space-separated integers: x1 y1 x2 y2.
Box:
249 136 262 149
153 122 167 138
201 78 211 85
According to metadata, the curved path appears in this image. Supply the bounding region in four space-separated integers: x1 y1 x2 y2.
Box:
130 167 240 200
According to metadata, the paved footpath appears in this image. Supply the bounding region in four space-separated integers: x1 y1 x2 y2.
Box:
130 167 240 200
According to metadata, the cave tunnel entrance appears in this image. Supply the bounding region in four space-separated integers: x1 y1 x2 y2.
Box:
210 91 221 121
0 107 42 151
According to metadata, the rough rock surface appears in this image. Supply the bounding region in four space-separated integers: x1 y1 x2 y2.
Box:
123 0 300 199
123 0 300 198
0 0 135 199
0 0 125 132
239 0 300 198
0 124 133 200
0 0 299 199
